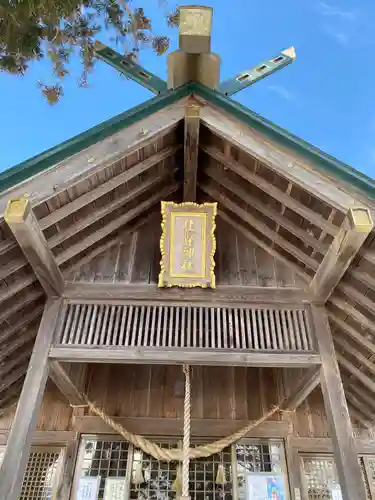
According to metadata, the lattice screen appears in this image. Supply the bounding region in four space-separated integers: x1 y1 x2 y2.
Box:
301 455 375 500
0 446 63 499
73 437 288 500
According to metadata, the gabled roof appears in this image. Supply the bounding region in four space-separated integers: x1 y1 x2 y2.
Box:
1 82 375 431
1 82 375 201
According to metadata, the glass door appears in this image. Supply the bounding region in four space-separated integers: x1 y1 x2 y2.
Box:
71 436 291 499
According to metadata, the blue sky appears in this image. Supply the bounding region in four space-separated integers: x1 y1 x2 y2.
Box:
1 0 375 178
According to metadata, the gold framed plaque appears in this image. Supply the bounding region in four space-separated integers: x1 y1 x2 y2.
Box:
158 201 217 288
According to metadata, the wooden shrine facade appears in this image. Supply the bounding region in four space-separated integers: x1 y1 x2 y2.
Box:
1 86 375 500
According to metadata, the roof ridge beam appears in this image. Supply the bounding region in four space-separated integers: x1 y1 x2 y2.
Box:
309 208 373 302
4 196 65 297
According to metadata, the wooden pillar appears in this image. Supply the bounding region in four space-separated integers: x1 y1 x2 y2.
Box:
0 299 62 500
311 305 367 500
55 436 80 500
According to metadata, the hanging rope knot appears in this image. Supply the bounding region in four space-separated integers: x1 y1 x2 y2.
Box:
81 370 288 463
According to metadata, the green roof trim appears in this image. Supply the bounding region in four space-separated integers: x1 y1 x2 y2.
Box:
0 84 190 194
191 82 375 201
1 80 375 201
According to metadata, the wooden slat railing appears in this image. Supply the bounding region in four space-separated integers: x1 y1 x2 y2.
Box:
54 302 315 353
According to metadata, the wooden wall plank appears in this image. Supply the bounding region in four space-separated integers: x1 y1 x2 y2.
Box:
1 362 372 445
66 217 305 288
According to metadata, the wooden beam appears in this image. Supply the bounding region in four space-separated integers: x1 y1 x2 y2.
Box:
334 336 375 378
0 182 179 306
337 353 375 394
64 281 312 304
0 164 177 283
200 181 318 272
205 165 329 254
49 361 86 406
349 405 374 430
49 346 321 367
199 105 359 212
343 378 375 414
283 367 320 411
217 210 310 282
4 197 64 296
346 389 375 424
330 296 375 337
290 436 375 455
311 305 368 500
53 183 178 264
0 101 186 215
328 312 375 357
0 299 62 500
0 430 77 446
309 208 373 301
201 145 340 236
183 103 200 201
73 415 290 438
39 148 179 231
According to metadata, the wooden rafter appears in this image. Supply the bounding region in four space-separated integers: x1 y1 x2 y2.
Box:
0 182 179 306
346 389 375 424
337 354 375 394
200 181 318 272
4 197 64 297
309 208 373 301
1 153 178 283
335 336 375 378
0 102 185 215
343 378 375 414
204 166 329 254
202 145 339 236
217 210 310 281
331 296 375 337
328 313 375 357
183 103 200 201
349 405 374 430
199 105 358 212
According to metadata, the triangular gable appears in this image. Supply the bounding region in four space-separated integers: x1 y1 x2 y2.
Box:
2 82 375 205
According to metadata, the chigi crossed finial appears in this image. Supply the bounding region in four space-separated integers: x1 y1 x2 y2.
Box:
93 5 296 96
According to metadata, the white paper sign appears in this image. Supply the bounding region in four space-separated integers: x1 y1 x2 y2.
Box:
77 476 101 500
331 486 343 500
247 475 268 500
103 477 127 500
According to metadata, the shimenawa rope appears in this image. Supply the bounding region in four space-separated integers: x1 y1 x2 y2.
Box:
182 364 191 498
81 365 291 462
